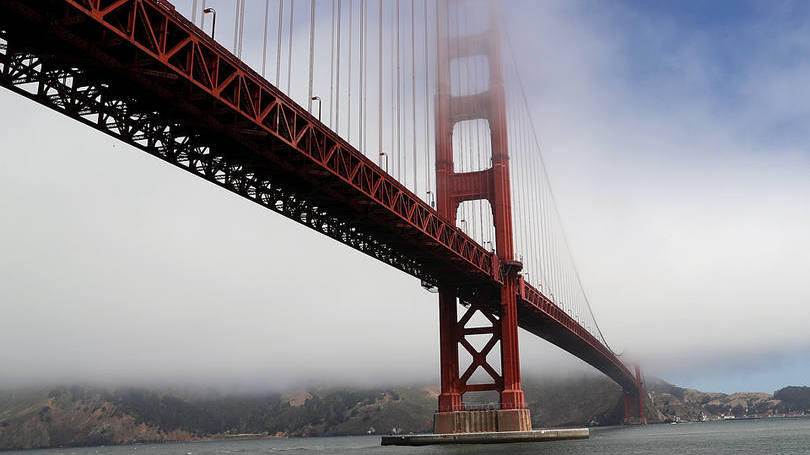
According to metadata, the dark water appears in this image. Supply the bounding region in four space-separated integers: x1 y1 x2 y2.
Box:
6 418 810 455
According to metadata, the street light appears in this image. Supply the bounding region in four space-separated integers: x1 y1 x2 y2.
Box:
425 190 435 208
311 96 322 121
203 7 216 39
379 152 388 172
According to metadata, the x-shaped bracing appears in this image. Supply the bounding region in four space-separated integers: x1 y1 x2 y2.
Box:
457 296 503 392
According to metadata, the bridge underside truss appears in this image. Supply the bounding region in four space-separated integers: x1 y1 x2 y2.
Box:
0 0 495 290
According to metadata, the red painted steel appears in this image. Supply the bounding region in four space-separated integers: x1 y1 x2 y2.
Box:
0 0 645 421
434 0 524 411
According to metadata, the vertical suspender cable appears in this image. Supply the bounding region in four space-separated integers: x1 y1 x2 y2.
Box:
307 0 316 112
329 0 336 127
466 5 482 242
201 0 207 29
363 0 369 155
192 0 198 25
410 0 417 194
262 0 270 77
395 0 401 181
348 0 354 142
359 0 365 153
233 1 240 53
423 0 431 199
335 0 342 133
287 0 295 94
378 0 383 164
461 5 473 237
390 1 396 177
453 5 467 229
276 0 284 86
238 0 246 58
516 93 532 279
357 0 366 153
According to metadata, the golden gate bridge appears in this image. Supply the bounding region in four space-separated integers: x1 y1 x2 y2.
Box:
0 0 647 435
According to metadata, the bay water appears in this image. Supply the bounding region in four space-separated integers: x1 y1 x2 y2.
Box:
5 418 810 454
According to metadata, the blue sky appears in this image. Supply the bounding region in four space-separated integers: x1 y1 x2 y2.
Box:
505 0 810 393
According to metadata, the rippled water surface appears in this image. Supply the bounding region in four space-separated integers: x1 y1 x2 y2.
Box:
7 418 810 455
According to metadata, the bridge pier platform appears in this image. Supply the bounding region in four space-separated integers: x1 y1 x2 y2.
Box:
381 428 589 446
433 409 531 434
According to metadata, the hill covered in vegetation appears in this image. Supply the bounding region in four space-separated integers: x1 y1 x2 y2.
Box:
774 386 810 411
646 379 808 422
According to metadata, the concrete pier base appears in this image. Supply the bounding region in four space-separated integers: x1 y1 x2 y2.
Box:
433 409 532 433
381 428 589 446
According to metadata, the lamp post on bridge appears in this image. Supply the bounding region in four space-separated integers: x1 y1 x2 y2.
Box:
426 190 435 208
203 7 216 40
311 96 322 121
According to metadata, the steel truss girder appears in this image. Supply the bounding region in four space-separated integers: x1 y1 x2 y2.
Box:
0 36 428 283
0 0 496 288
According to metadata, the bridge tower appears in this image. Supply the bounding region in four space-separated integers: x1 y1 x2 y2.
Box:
433 0 531 433
624 366 648 424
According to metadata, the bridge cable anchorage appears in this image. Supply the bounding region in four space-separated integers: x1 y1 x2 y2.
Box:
307 0 316 113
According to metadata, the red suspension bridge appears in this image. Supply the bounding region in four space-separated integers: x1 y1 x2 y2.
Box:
0 0 647 433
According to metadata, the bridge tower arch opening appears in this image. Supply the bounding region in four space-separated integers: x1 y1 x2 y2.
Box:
433 0 530 433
